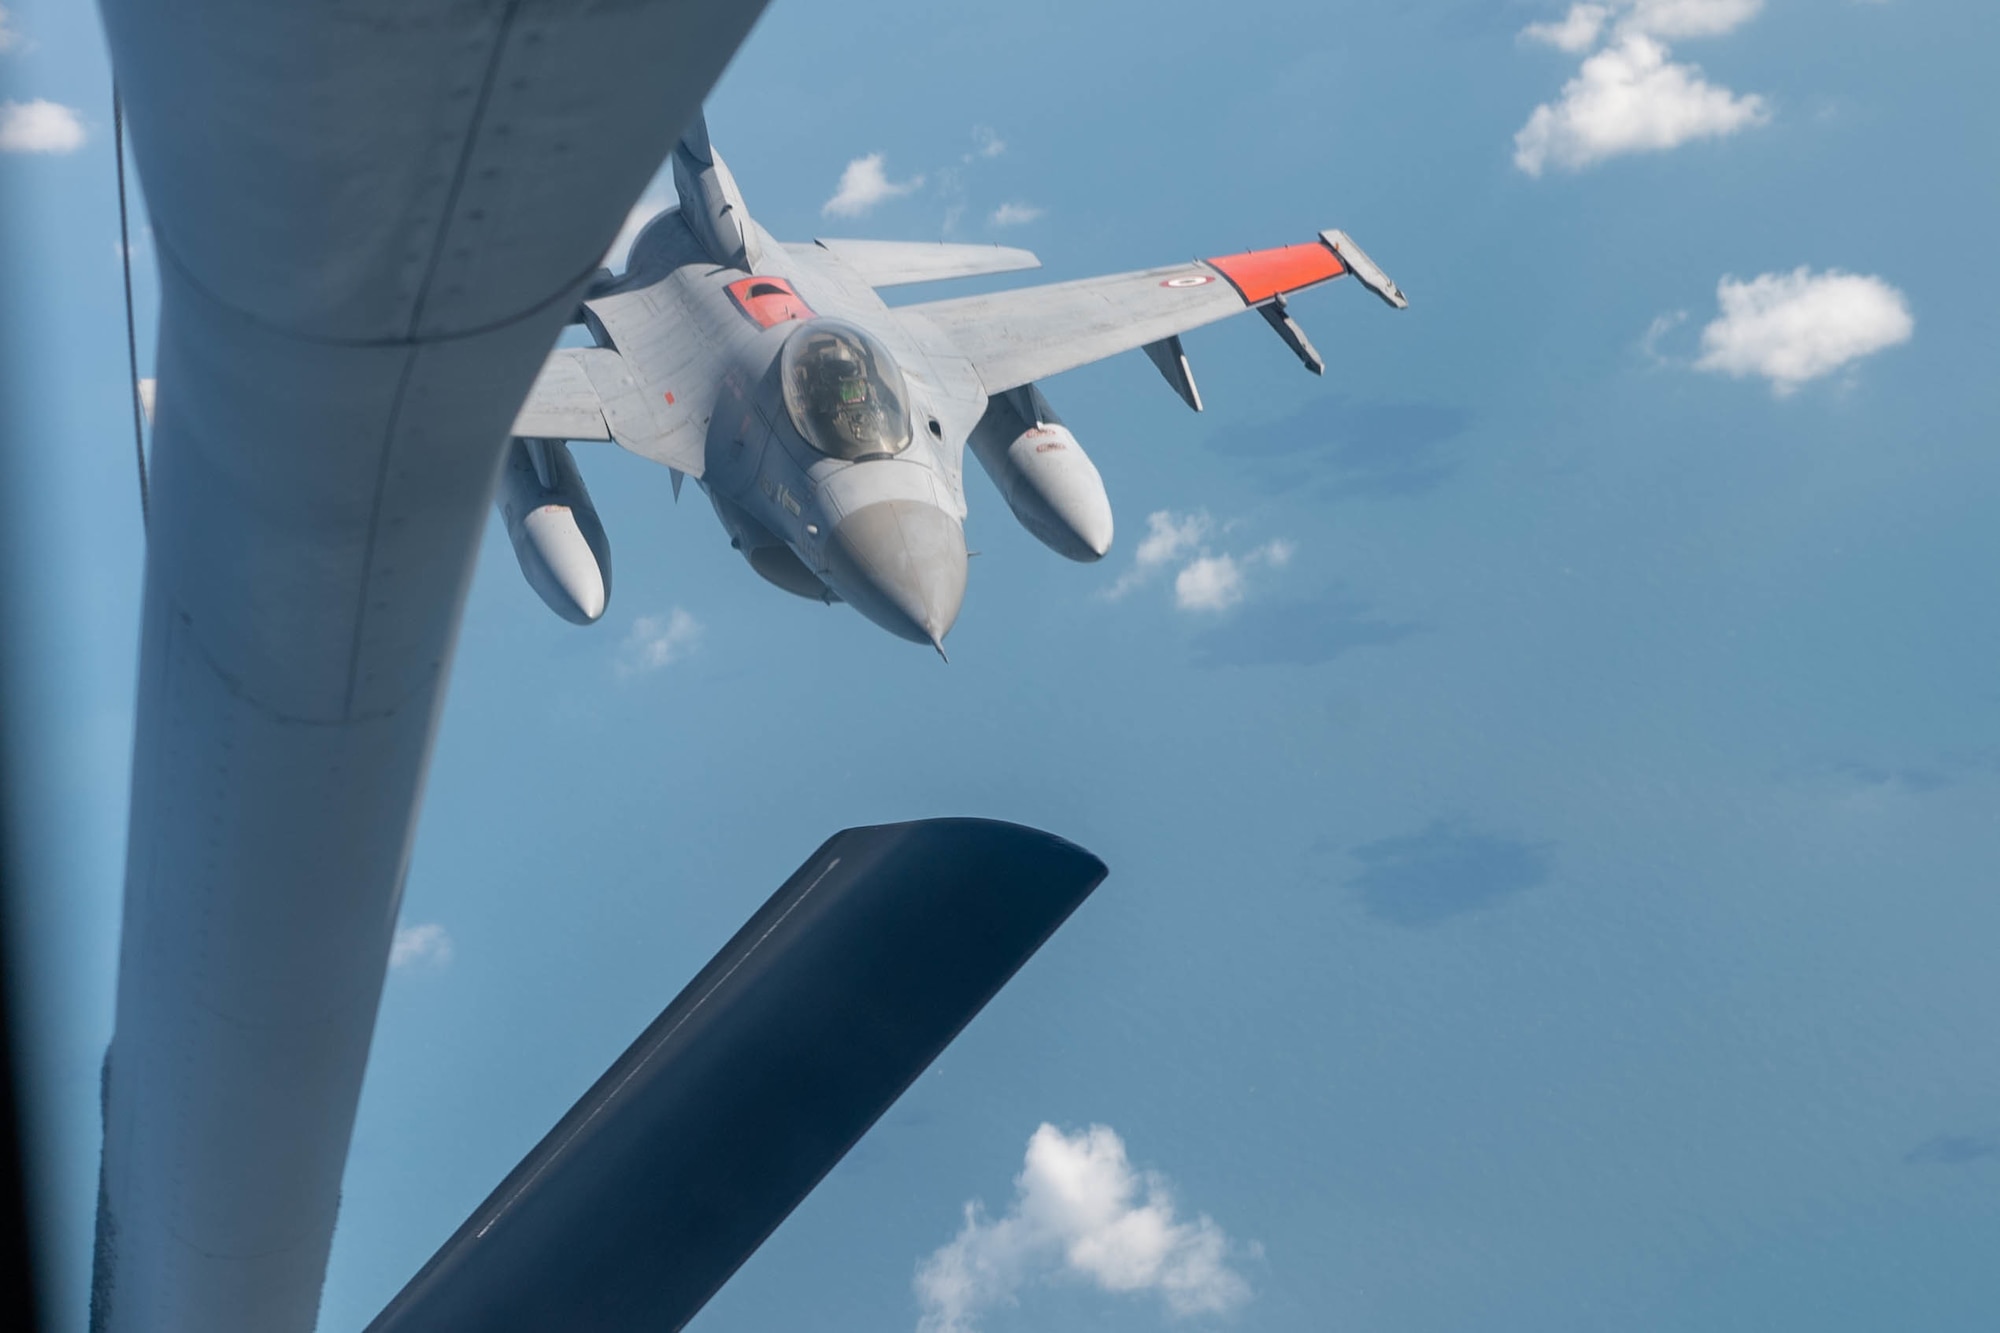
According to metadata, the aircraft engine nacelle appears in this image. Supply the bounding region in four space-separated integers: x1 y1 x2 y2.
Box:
967 385 1113 562
498 437 613 625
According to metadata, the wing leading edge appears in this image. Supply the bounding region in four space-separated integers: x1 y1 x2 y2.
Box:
903 228 1405 397
804 238 1041 288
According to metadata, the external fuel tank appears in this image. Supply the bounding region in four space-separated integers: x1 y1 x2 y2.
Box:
967 384 1113 562
497 437 613 625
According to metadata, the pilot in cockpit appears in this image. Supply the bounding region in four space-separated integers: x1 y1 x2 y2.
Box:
783 321 913 460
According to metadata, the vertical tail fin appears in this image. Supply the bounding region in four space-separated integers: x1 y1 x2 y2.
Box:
672 110 760 272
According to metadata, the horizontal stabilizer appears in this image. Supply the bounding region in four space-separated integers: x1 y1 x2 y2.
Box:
363 818 1107 1333
510 348 612 441
809 237 1041 288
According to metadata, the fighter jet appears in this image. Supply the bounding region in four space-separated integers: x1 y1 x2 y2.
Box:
506 117 1407 653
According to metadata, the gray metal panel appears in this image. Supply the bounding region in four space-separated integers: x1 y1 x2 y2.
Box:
106 1 768 344
90 2 771 1331
511 349 613 441
906 260 1250 394
803 238 1042 287
581 213 725 477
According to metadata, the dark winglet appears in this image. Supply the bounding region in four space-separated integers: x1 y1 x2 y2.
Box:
364 819 1107 1333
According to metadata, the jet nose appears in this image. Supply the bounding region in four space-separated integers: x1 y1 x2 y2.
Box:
824 499 968 648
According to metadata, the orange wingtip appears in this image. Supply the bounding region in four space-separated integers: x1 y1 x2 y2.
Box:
1205 242 1346 305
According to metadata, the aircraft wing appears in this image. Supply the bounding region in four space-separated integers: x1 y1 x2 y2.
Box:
802 238 1041 287
905 229 1406 396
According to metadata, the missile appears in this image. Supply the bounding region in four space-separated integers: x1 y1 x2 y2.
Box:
497 437 613 624
967 384 1113 562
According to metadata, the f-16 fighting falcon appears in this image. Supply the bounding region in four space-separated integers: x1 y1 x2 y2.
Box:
504 115 1408 654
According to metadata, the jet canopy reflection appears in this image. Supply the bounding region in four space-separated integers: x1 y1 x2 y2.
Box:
781 320 913 460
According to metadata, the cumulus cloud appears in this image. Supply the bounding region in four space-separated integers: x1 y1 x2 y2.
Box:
989 202 1044 227
1691 267 1913 393
1523 2 1612 51
1514 2 1767 174
0 99 86 154
915 1124 1250 1333
823 152 925 218
1525 0 1761 50
1105 510 1211 599
1174 541 1292 613
969 125 1006 160
390 923 454 970
1514 34 1767 174
616 608 703 676
1173 555 1245 613
1108 513 1293 612
1619 0 1763 40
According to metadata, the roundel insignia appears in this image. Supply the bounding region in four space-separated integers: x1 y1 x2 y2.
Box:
1161 273 1215 288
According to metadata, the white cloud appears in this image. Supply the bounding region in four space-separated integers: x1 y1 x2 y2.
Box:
1524 0 1760 50
989 202 1044 228
1134 511 1210 568
1174 555 1246 612
390 923 454 971
1513 34 1767 174
617 607 703 676
915 1124 1250 1333
1106 510 1210 599
970 125 1006 160
1641 308 1689 363
1109 513 1294 611
1620 0 1762 40
822 152 925 218
1524 3 1612 52
1691 267 1912 393
1173 540 1292 613
0 99 86 154
0 7 23 53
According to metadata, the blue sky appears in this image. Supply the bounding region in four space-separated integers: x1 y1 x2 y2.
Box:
5 1 2000 1331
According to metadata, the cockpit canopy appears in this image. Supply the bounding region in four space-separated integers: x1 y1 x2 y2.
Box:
780 320 913 461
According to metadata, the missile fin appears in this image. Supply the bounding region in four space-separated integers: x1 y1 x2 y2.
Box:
1142 334 1203 413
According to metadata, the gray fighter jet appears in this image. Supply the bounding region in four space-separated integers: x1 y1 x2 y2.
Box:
505 117 1407 654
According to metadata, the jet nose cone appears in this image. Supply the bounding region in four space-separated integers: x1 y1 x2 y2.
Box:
825 500 968 647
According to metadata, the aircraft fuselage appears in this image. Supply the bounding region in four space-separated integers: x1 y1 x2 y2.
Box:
585 211 991 648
